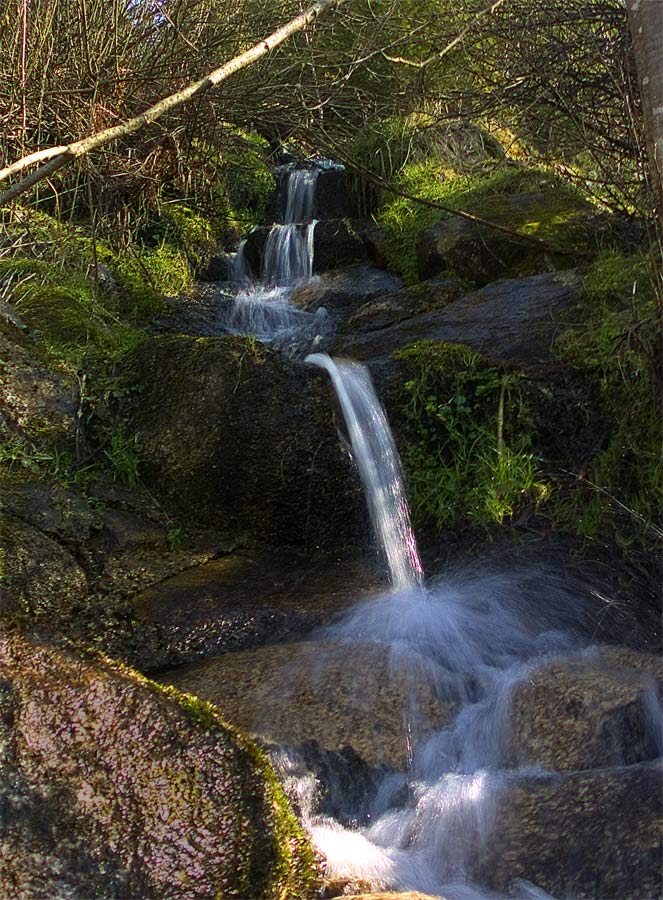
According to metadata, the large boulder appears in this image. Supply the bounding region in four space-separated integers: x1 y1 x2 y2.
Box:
159 639 455 769
505 649 663 771
466 761 663 899
0 628 317 899
416 214 530 285
124 334 365 551
336 271 583 364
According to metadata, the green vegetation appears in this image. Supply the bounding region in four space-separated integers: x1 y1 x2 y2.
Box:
554 249 662 547
396 341 551 530
377 163 593 282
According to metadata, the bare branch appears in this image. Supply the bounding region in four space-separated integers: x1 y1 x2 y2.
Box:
0 0 346 208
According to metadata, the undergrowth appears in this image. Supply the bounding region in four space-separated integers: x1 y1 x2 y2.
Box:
395 341 551 530
553 248 662 548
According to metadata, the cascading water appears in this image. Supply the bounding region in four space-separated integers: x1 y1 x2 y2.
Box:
216 156 661 900
305 353 423 592
225 164 328 351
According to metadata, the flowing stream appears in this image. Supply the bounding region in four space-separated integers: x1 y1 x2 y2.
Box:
226 164 330 350
220 162 662 899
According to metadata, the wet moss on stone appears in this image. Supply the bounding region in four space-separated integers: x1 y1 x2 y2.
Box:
378 163 595 282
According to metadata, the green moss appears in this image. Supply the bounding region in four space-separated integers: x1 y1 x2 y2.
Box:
378 163 593 282
152 681 319 899
395 341 551 529
113 243 189 317
554 249 662 547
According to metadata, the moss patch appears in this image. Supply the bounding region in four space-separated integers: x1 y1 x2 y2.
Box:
378 163 594 282
553 249 662 547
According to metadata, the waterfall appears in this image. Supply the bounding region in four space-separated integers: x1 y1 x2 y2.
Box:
262 167 319 284
284 168 317 223
225 164 325 348
232 238 251 282
262 221 317 283
305 353 423 592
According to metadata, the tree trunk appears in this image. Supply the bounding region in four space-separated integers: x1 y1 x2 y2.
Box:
0 0 345 208
627 0 663 234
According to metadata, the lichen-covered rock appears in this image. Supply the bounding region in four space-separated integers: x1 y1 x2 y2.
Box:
505 650 663 771
336 271 583 364
467 761 663 899
124 334 364 550
0 628 318 899
0 514 88 620
160 640 455 769
0 332 81 454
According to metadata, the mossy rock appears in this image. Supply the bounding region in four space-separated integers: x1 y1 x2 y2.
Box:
0 332 83 477
0 627 318 898
378 164 596 283
123 335 365 551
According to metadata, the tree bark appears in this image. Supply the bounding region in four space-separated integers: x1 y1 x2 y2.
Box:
627 0 663 233
0 0 345 208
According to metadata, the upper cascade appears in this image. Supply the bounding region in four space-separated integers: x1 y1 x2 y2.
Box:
283 168 318 224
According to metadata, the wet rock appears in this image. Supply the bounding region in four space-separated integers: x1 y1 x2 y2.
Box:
129 552 380 671
312 220 372 272
344 293 419 334
0 332 82 455
290 264 404 318
197 251 235 283
159 639 455 769
268 740 391 828
124 334 364 551
0 628 318 899
467 761 663 900
505 649 663 771
336 271 582 364
0 515 88 621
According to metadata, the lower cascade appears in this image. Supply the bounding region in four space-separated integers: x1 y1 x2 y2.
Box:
200 158 663 900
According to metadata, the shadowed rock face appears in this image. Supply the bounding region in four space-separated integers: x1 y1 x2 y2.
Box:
0 628 317 900
125 334 365 551
336 271 582 364
466 761 663 900
159 639 455 770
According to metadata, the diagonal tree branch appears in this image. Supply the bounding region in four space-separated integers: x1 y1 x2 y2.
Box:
0 0 346 208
